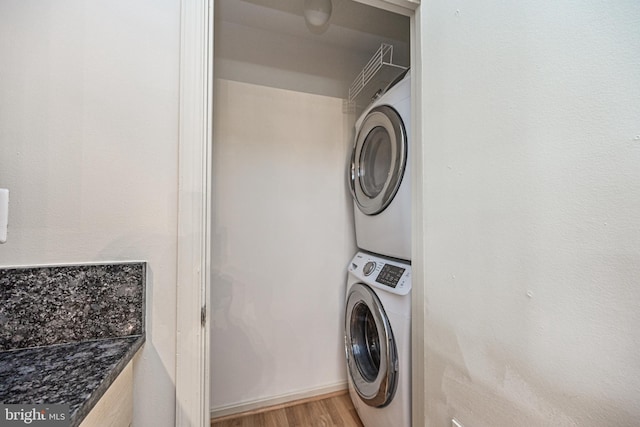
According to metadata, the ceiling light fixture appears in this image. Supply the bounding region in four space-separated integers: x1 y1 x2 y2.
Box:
304 0 332 34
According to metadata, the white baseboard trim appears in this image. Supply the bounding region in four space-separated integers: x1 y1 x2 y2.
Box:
210 381 348 419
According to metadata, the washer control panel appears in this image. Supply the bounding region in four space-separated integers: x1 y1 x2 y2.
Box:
349 252 411 295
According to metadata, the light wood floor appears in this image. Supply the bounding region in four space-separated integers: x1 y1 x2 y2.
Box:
211 390 364 427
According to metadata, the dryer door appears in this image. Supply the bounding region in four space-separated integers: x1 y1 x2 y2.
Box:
350 105 407 216
345 283 398 407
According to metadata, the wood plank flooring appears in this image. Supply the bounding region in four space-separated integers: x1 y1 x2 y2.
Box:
211 390 364 427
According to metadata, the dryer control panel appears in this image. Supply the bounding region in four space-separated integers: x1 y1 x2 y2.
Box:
349 252 411 296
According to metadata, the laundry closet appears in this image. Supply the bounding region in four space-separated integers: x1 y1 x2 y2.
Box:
210 0 410 417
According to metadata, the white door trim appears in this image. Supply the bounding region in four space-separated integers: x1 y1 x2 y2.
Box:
175 0 213 426
410 7 426 427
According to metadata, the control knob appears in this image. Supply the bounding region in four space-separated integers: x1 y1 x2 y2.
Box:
363 261 376 276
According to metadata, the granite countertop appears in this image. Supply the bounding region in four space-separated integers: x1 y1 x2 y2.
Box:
0 264 144 350
0 262 146 427
0 336 144 427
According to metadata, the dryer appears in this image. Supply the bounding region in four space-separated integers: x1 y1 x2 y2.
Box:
344 251 411 427
349 71 411 261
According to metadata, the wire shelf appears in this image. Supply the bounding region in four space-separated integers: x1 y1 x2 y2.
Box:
348 44 408 108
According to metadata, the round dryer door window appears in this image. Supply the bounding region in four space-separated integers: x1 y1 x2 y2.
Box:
350 105 407 215
345 283 398 408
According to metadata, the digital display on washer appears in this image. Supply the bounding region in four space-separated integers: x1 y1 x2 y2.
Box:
375 264 406 288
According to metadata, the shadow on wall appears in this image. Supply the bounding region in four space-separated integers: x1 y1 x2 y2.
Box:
210 267 272 407
94 234 178 426
424 314 640 427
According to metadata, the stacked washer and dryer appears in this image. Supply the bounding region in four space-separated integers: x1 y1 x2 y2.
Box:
344 70 412 427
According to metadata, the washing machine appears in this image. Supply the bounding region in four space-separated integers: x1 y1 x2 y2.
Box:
344 251 411 427
349 70 411 261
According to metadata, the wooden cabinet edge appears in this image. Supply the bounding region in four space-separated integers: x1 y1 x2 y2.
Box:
79 361 133 427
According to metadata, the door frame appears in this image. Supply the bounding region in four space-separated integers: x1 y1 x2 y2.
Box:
174 0 425 426
175 0 214 425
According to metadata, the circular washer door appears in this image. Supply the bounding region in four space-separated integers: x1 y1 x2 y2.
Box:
350 105 407 216
345 283 398 407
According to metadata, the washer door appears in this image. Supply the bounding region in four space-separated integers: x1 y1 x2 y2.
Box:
350 105 407 216
345 283 398 407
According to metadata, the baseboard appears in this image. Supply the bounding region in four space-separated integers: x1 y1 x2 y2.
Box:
210 381 348 420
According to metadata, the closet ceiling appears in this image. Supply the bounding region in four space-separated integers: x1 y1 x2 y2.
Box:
219 0 409 47
214 0 410 98
217 0 409 60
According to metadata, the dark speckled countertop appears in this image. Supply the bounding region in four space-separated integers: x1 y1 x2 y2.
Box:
0 263 145 427
0 336 144 427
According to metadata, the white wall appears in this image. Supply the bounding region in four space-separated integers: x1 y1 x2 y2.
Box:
0 2 180 426
419 1 640 426
210 79 356 412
